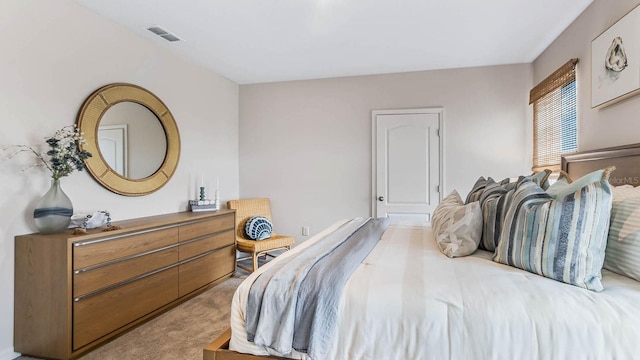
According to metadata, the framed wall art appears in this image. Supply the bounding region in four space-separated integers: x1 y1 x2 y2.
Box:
591 4 640 109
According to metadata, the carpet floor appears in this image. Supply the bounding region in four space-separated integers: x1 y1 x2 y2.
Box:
16 271 249 360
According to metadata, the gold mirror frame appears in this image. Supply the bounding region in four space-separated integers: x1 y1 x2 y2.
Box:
77 83 180 196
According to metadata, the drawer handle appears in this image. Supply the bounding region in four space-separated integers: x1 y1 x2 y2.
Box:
73 225 178 247
74 243 179 274
178 246 226 265
74 262 179 302
179 230 234 246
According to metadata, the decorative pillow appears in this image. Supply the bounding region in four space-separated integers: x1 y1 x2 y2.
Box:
465 176 489 204
494 168 614 292
244 216 273 240
478 171 550 251
543 175 571 191
465 176 505 203
612 184 640 200
533 169 553 189
478 178 518 251
432 190 482 258
467 171 549 205
545 168 613 198
604 185 640 281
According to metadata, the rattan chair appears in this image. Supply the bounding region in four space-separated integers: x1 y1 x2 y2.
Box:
227 198 296 273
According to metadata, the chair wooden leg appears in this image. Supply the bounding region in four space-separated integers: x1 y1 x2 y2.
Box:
252 253 258 273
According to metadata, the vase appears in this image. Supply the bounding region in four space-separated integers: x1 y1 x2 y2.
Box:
33 179 73 234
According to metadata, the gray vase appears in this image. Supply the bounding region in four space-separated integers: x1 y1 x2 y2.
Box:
33 179 73 234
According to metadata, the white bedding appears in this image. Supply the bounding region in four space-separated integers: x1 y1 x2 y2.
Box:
229 221 640 359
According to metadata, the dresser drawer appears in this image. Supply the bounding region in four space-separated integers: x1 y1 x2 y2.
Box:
73 227 179 270
179 213 234 241
179 230 234 261
178 244 235 297
73 266 179 350
73 245 179 298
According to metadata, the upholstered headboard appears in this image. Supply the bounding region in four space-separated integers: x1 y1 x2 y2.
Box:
562 143 640 186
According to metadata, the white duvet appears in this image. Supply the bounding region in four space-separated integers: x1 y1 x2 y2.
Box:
229 222 640 360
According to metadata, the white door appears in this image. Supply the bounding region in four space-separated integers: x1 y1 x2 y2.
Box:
372 108 442 223
98 125 128 177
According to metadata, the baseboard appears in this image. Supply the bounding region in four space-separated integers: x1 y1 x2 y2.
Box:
0 346 19 360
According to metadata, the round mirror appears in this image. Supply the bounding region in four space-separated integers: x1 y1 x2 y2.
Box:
99 102 167 179
77 83 180 196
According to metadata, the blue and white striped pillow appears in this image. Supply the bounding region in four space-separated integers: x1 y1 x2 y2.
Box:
494 169 613 291
465 176 490 204
605 186 640 281
478 171 551 251
478 179 518 251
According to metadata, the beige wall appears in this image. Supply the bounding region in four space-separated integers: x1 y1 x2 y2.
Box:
534 0 640 151
239 64 533 242
0 1 239 357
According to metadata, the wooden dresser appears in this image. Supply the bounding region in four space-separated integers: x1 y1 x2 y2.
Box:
14 210 236 360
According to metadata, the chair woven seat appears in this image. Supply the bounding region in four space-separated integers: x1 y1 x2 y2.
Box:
228 198 296 273
236 235 295 254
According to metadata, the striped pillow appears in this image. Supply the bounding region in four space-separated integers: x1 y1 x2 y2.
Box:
478 179 518 251
534 169 553 189
494 170 613 291
478 171 551 251
465 176 489 204
612 184 640 200
605 186 640 281
467 171 550 206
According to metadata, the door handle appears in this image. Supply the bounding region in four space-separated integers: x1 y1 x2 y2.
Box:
378 196 384 202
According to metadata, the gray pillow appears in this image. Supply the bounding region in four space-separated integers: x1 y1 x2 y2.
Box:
465 176 489 204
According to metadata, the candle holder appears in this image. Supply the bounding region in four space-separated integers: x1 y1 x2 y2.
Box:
190 186 219 212
214 190 220 210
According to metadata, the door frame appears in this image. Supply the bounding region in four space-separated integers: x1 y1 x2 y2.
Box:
371 107 444 218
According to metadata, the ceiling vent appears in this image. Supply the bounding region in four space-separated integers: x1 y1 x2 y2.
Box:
147 25 182 42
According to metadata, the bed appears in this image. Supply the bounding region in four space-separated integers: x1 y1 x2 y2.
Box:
204 143 640 360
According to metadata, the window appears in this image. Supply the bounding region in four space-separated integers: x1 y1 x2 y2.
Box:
529 59 579 172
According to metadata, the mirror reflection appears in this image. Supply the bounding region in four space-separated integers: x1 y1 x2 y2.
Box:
99 102 167 179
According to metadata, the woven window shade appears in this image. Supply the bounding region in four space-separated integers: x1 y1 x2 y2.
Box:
530 59 579 172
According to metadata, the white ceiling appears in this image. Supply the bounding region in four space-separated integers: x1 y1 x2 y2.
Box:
73 0 593 85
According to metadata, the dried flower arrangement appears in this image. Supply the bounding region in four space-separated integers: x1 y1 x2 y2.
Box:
5 125 92 180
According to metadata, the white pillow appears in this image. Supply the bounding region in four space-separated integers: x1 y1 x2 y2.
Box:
432 190 482 258
612 184 640 201
605 185 640 281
